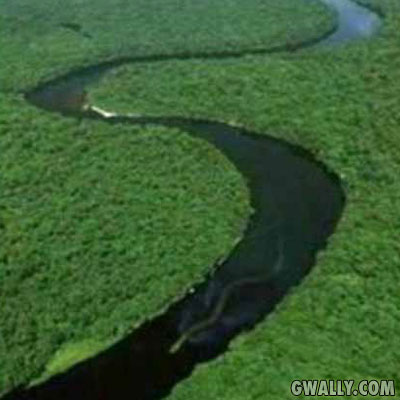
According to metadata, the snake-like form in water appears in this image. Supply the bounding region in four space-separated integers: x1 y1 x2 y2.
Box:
169 232 285 353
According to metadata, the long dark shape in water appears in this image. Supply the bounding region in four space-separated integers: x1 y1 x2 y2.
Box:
4 1 380 399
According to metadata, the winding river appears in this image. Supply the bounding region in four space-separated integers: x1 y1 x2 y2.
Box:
4 1 380 399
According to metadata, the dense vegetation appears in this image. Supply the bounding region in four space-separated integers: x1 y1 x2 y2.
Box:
0 0 333 91
0 0 335 395
88 1 400 399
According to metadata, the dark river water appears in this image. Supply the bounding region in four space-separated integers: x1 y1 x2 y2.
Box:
3 1 380 399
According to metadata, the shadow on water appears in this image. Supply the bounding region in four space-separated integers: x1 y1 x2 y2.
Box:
3 0 381 399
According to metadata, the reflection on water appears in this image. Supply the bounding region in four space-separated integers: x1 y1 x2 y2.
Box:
321 0 381 44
